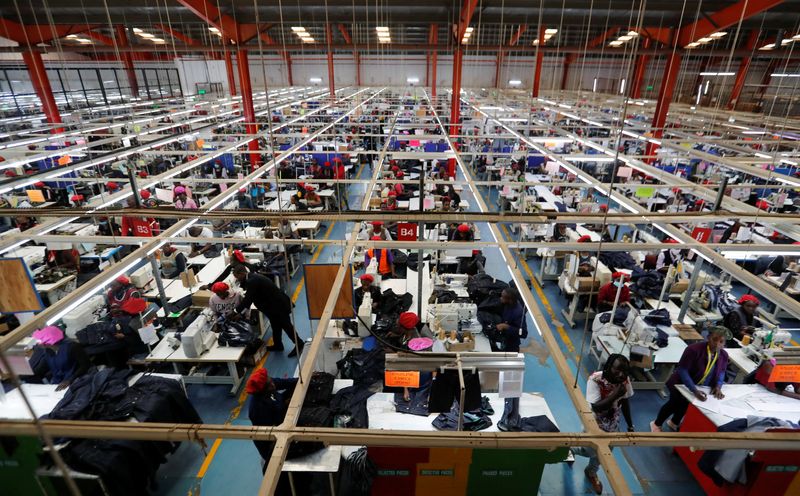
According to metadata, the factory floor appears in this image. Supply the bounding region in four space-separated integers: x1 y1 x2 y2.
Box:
150 166 800 495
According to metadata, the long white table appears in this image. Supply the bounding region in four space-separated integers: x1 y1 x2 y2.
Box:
676 383 800 426
725 347 759 383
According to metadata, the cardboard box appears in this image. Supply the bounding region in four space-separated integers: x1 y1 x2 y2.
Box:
445 337 476 352
191 290 213 307
629 344 653 369
242 340 268 366
671 279 690 294
369 197 383 208
572 275 601 292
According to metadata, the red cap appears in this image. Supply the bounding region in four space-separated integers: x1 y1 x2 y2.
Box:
387 191 398 197
305 185 315 191
4 170 16 177
738 294 760 305
398 312 419 329
599 204 608 212
391 165 400 172
370 235 382 241
107 182 118 190
577 235 592 243
324 161 331 167
246 368 270 394
359 274 374 283
140 190 151 199
457 223 470 233
211 282 230 294
239 188 246 193
232 249 246 263
120 297 147 315
372 221 384 227
34 181 45 187
611 272 630 282
755 200 770 210
138 171 148 178
115 275 130 285
396 171 404 178
298 182 306 189
70 194 84 202
664 238 679 244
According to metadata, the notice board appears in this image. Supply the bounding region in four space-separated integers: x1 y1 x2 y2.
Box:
303 264 355 319
0 258 44 313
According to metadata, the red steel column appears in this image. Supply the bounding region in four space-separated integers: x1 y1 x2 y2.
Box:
495 49 504 88
561 54 575 90
757 59 778 102
237 49 260 170
224 50 237 96
355 52 361 86
645 51 682 161
115 25 139 99
450 46 463 137
631 37 652 99
728 30 760 110
430 25 438 98
326 24 335 97
284 52 294 86
22 49 63 133
532 26 546 98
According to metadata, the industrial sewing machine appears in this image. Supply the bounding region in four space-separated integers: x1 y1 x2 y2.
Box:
427 302 478 333
356 292 373 337
433 272 468 288
171 310 217 358
742 327 793 362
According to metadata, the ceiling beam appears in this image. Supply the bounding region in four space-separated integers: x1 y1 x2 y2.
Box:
153 23 198 46
0 18 98 45
174 0 244 44
338 24 352 44
82 30 115 46
455 0 479 42
507 24 526 46
677 0 785 47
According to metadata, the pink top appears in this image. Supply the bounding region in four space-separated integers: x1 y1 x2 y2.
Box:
175 198 198 210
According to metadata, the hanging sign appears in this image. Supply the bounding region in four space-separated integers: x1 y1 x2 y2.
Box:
397 223 417 241
385 371 420 388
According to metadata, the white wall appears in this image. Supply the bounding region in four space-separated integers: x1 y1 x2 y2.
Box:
175 58 230 96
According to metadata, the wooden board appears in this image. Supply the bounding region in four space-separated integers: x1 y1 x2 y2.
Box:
303 264 354 320
0 258 44 313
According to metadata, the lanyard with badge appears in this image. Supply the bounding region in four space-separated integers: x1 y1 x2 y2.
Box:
698 346 718 385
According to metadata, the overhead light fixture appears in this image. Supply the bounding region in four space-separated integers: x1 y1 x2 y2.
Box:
508 79 522 86
291 27 306 32
760 43 775 50
592 78 597 92
532 39 539 45
618 35 633 41
619 78 626 94
699 72 735 76
627 31 639 36
697 37 713 43
209 27 220 33
376 26 391 43
685 42 700 48
545 28 558 34
772 73 800 77
309 77 322 84
150 38 166 43
133 28 143 34
66 34 77 39
609 41 623 47
781 39 792 45
710 32 727 38
376 27 389 32
139 33 154 38
462 26 474 44
407 77 419 84
793 34 800 40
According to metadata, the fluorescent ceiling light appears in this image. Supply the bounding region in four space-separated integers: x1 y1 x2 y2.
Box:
309 77 322 83
407 77 419 83
150 38 165 43
545 28 558 34
609 41 623 47
66 34 77 39
772 73 800 77
618 35 633 41
508 79 522 86
710 32 727 38
699 72 735 76
291 27 306 32
375 27 389 32
139 33 154 38
133 28 143 33
627 31 639 36
782 39 793 45
532 39 539 45
759 43 774 50
698 37 713 43
209 27 220 33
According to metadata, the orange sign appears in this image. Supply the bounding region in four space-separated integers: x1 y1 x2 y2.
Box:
768 365 800 383
385 370 420 388
26 189 45 203
57 155 71 165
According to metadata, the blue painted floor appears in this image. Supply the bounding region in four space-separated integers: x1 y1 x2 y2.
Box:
152 167 800 495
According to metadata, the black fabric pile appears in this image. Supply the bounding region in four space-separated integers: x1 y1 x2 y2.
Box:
331 384 376 428
630 267 666 299
42 368 201 496
394 381 432 417
337 348 386 387
598 306 630 326
429 370 482 413
431 397 494 432
216 317 257 347
497 397 560 433
643 308 672 327
376 289 413 319
599 252 638 271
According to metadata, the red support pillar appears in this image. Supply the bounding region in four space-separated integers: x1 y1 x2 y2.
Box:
115 26 139 99
645 51 682 161
532 26 546 98
22 49 63 133
237 49 260 170
561 54 575 90
224 50 237 96
631 37 652 99
284 52 294 86
355 52 361 87
728 30 760 110
430 25 438 98
326 24 335 98
757 59 778 102
495 49 504 88
450 46 463 136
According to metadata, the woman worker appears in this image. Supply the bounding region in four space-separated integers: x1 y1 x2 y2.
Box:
650 326 728 432
723 294 760 343
30 325 90 391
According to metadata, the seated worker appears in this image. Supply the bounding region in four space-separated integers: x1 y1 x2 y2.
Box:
572 354 634 495
450 223 474 241
106 275 142 318
656 238 683 274
491 288 528 352
385 312 431 350
237 188 255 209
246 368 298 480
550 223 569 242
173 186 198 210
70 194 86 207
650 326 728 432
575 235 597 276
30 325 90 391
209 282 244 319
120 197 159 237
382 190 399 210
290 194 309 211
365 236 395 278
45 247 80 272
723 294 760 343
186 225 221 258
393 170 408 199
365 220 392 241
304 185 323 208
159 243 187 279
597 272 631 312
753 255 786 277
354 274 381 311
747 358 800 400
261 229 284 254
719 220 741 244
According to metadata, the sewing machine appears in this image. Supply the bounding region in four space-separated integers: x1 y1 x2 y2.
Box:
742 328 793 361
364 258 382 286
433 272 468 288
176 311 217 358
130 263 154 290
62 295 107 338
428 303 478 332
356 292 373 337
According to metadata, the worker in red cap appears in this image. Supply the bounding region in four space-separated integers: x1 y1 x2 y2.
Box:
365 235 395 278
385 312 431 349
723 295 760 342
120 196 159 237
384 190 398 210
367 220 392 240
354 273 382 312
209 281 244 319
304 185 323 208
106 181 119 192
246 367 298 477
656 239 683 274
597 272 631 312
575 234 596 276
236 187 255 209
70 194 85 207
393 170 405 198
450 223 474 242
106 275 141 318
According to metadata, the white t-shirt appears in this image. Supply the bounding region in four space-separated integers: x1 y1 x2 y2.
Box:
586 371 634 432
209 291 242 317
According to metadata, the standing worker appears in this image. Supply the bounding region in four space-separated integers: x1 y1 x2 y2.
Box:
233 265 304 357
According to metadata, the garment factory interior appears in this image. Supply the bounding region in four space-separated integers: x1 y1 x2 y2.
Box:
1 1 800 495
